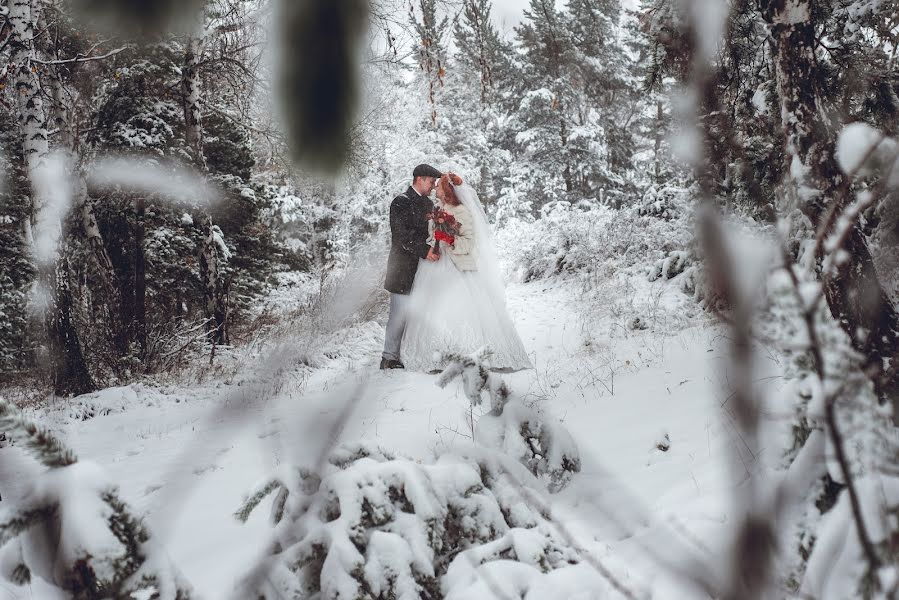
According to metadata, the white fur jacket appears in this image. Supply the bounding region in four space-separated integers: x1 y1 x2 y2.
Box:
428 201 478 271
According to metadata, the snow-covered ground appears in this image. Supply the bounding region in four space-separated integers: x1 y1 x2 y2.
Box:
1 272 778 599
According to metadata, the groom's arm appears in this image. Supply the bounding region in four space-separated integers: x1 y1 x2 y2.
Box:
390 197 430 259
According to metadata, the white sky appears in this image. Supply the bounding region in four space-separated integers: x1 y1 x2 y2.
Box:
491 0 531 35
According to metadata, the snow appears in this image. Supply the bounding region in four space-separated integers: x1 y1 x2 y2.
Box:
835 122 899 183
688 0 730 61
30 153 71 266
751 86 769 115
0 262 819 598
836 122 885 175
86 157 216 207
770 0 811 25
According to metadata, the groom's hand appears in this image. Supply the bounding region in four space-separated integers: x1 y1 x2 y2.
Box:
426 248 439 262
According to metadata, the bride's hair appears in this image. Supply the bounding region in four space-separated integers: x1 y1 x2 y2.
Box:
438 172 464 205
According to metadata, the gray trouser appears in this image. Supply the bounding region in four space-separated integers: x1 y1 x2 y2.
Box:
382 292 410 361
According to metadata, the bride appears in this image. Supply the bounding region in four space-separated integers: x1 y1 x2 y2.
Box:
401 172 531 372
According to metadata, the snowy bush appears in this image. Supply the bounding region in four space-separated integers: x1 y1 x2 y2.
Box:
233 442 591 600
800 474 899 598
435 347 512 416
637 184 683 221
474 403 582 494
437 349 581 493
755 264 899 594
496 192 694 284
0 398 191 599
648 250 692 282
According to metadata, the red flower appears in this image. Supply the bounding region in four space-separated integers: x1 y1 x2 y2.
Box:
435 230 455 245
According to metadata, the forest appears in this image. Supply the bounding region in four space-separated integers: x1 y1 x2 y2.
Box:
0 0 898 598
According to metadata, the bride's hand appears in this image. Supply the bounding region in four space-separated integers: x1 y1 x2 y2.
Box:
426 248 439 262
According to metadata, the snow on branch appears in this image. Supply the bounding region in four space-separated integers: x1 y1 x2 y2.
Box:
31 46 128 65
0 399 192 598
0 505 57 549
437 346 511 415
437 349 581 493
234 442 597 600
0 398 77 468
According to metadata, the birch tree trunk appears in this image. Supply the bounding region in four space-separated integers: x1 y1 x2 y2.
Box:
49 63 125 362
199 216 229 345
181 17 230 344
181 31 207 169
9 0 49 205
9 0 93 395
760 0 899 422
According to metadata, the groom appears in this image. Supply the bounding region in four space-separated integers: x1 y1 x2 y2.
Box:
381 164 442 369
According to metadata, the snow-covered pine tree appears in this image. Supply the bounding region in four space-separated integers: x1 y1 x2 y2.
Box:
565 0 637 204
511 0 634 210
444 0 516 205
511 0 579 208
0 398 191 598
623 0 680 190
233 442 599 600
757 0 899 422
437 348 582 492
410 0 449 129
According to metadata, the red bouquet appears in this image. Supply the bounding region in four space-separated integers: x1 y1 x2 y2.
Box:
426 208 459 253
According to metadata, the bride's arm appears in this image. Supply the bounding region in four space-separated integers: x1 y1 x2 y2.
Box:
450 207 475 256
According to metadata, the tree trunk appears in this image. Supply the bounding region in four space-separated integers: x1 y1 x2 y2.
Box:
9 0 49 186
77 179 125 353
559 116 572 193
133 196 147 359
46 254 94 396
199 216 229 345
181 32 207 169
10 0 94 395
49 60 127 365
760 0 899 421
654 100 663 184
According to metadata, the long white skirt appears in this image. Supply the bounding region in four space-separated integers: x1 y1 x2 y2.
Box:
402 246 531 373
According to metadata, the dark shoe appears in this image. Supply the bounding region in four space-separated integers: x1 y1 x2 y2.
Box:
380 358 405 370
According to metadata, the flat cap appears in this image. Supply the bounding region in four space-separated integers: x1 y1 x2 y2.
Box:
412 163 442 178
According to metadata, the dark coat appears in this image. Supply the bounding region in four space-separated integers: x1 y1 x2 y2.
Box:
384 186 433 294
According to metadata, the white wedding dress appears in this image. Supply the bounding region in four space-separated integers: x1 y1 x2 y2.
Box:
401 183 531 373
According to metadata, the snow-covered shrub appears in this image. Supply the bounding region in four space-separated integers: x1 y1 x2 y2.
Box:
637 184 682 221
496 191 694 284
800 474 899 599
233 442 589 600
438 349 581 493
756 265 899 594
475 403 581 494
0 398 191 599
436 347 512 416
648 249 692 281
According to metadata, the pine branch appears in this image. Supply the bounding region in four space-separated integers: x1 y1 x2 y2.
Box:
234 479 285 523
0 399 77 468
270 485 290 526
0 504 58 548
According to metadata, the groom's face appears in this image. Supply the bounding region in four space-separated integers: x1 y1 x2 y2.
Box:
415 176 438 196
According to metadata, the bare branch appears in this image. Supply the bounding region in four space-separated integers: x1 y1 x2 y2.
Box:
31 46 128 65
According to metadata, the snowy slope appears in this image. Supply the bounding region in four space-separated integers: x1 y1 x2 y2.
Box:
1 275 772 599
